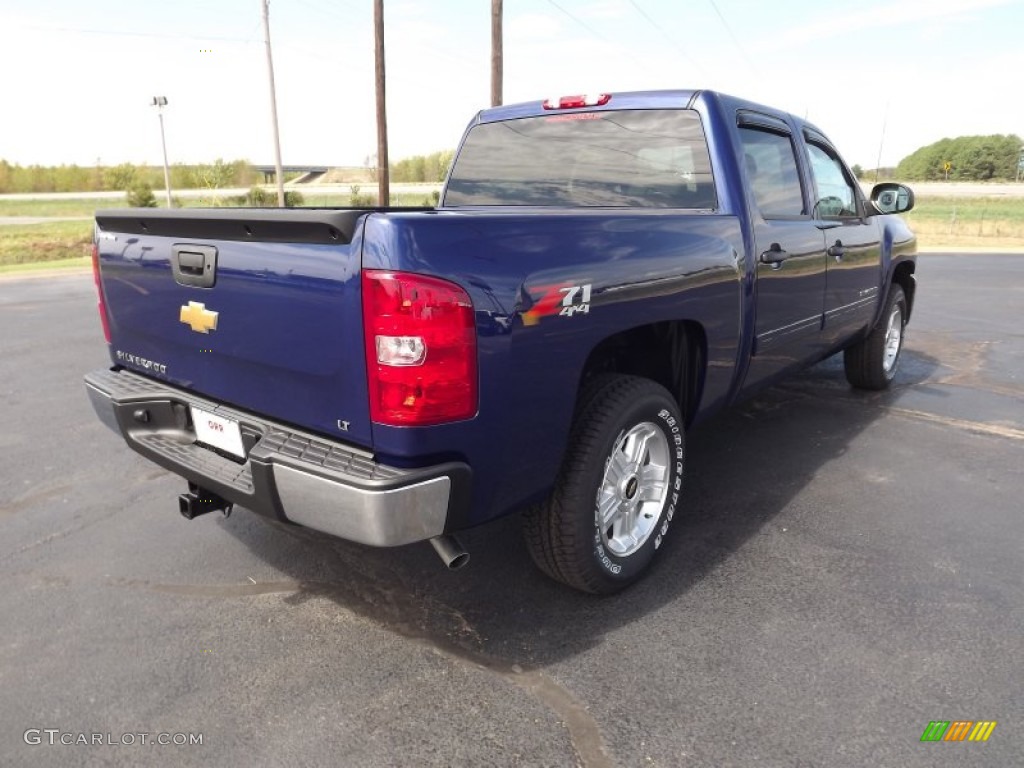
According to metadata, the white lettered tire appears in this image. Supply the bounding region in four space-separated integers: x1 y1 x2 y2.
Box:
523 375 685 594
844 284 907 390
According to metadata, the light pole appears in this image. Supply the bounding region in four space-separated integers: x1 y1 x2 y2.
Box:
151 96 172 207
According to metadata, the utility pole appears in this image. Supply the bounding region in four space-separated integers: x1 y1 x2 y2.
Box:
374 0 389 206
150 96 172 207
491 0 503 107
260 0 286 207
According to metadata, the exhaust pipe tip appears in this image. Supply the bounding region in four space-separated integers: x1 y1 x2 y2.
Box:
430 535 470 570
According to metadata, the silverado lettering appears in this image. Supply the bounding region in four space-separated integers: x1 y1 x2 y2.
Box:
115 350 167 375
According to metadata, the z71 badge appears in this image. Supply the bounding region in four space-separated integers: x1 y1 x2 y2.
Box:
522 282 593 326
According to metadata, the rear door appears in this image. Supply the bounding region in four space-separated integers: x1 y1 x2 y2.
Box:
737 113 828 389
95 209 374 447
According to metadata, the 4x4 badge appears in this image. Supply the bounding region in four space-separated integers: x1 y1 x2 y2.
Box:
523 282 592 326
180 301 219 334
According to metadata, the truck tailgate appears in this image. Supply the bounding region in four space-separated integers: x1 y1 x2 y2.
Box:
94 209 373 448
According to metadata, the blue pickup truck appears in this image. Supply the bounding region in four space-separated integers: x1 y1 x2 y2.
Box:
85 89 916 593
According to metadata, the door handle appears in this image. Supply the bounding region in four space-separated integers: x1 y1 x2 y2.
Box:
172 244 218 288
759 243 789 267
828 241 846 261
177 250 206 275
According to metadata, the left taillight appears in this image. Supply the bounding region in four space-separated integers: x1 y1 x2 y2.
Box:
362 269 477 426
91 242 111 343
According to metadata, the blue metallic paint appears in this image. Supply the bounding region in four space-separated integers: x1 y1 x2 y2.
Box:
359 210 743 526
99 227 373 446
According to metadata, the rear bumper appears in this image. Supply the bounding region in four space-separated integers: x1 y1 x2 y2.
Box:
84 368 471 546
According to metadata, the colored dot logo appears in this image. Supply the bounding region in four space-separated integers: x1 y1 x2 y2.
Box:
921 720 997 742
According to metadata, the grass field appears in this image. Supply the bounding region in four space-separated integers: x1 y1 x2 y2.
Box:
0 220 93 267
0 197 107 217
2 193 1021 269
903 197 1024 247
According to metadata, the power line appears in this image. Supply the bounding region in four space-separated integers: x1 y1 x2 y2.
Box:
293 0 361 24
546 0 611 44
241 19 264 46
545 0 652 76
627 0 709 80
292 0 476 67
19 23 253 43
705 0 757 77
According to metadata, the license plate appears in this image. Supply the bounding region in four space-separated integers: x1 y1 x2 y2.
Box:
191 407 245 459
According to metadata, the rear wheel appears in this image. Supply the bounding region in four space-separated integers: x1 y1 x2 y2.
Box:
523 375 685 594
844 284 907 390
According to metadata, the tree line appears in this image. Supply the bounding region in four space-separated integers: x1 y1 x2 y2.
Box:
0 150 455 194
895 134 1022 181
0 158 255 194
389 150 455 184
4 137 1019 192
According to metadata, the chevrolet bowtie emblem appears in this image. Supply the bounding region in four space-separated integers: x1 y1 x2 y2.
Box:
179 301 219 334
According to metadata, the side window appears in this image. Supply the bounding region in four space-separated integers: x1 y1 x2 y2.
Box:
738 126 805 218
806 143 858 218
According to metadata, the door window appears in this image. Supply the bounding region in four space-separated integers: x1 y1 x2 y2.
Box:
738 127 805 218
806 143 859 218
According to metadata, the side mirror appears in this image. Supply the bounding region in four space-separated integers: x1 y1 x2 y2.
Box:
868 182 914 215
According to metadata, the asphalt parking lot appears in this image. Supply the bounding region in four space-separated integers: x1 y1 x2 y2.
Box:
1 254 1021 767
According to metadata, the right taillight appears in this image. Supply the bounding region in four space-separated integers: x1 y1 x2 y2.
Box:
91 242 111 344
362 269 477 426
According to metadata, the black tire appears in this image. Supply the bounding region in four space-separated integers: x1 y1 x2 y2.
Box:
844 284 907 390
523 375 685 594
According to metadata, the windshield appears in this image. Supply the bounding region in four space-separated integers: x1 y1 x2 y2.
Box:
444 109 716 209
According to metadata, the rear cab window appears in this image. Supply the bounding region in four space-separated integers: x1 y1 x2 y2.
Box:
737 125 806 218
444 109 716 209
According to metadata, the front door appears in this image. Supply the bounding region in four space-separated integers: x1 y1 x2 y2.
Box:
804 136 883 347
738 118 828 390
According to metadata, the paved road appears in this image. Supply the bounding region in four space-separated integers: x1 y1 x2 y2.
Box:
1 256 1021 767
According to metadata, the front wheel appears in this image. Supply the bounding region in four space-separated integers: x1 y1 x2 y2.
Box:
844 284 907 390
523 375 685 594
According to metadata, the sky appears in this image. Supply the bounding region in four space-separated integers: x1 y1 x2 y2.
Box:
1 0 1022 170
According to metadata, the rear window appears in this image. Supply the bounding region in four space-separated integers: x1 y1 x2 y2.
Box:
444 109 716 209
